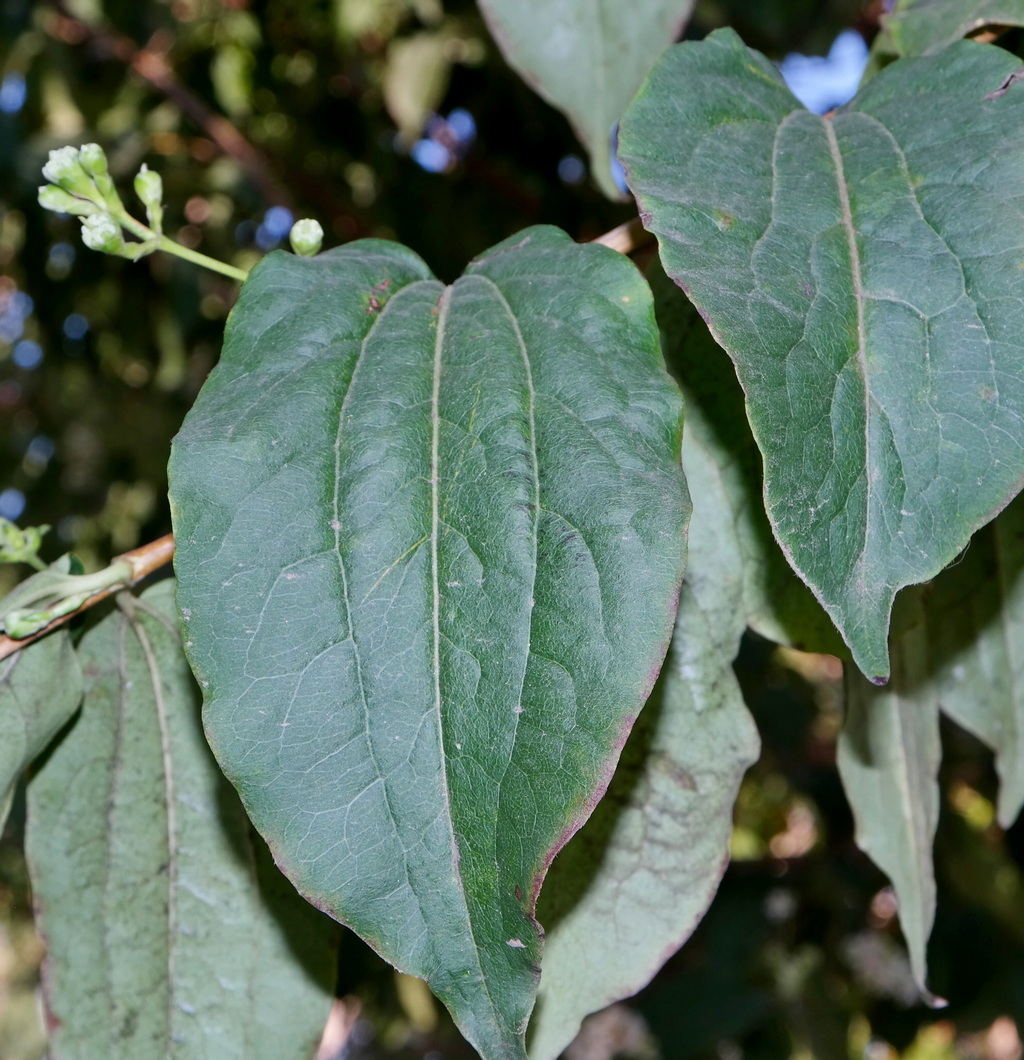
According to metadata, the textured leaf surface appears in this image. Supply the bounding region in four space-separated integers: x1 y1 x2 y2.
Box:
25 582 337 1060
837 606 940 993
168 228 689 1060
649 264 846 657
884 0 1024 55
476 0 694 199
620 30 1024 681
0 631 81 832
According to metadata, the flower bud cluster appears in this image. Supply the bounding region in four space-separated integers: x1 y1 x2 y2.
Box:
38 144 166 261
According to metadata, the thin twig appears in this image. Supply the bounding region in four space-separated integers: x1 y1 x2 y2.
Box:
590 217 654 256
42 2 293 207
0 534 175 661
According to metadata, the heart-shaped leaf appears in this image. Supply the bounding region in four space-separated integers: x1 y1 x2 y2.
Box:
477 0 694 199
168 226 688 1060
26 583 337 1060
619 30 1024 681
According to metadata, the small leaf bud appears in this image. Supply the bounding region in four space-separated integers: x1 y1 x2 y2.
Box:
38 184 102 217
0 519 50 569
134 165 164 233
80 213 125 254
289 218 324 257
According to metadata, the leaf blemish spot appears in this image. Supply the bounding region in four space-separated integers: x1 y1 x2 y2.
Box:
506 938 526 948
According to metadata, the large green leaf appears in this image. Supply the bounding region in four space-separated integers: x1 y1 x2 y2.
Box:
884 0 1024 56
0 631 81 833
25 582 337 1060
168 227 689 1060
619 30 1024 682
837 598 940 995
476 0 694 199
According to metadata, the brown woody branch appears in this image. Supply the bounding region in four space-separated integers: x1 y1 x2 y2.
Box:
0 534 175 662
42 2 293 208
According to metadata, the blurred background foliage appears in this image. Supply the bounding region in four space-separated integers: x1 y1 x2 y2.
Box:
3 1 1024 1058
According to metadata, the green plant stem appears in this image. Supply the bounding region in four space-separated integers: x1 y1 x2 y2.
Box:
118 212 250 283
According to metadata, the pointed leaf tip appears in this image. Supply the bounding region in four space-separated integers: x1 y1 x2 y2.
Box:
170 227 688 1059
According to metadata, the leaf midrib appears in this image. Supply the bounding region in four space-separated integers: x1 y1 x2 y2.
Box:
823 116 873 592
472 276 541 822
430 284 511 1037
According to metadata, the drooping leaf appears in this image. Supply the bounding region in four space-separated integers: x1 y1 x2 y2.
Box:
902 493 1024 829
0 631 81 834
476 0 695 199
883 0 1024 56
529 393 758 1058
168 227 689 1060
619 30 1024 682
25 582 337 1060
836 601 940 994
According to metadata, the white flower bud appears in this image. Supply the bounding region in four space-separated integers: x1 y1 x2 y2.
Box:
42 146 102 202
134 165 164 232
78 143 109 177
289 218 324 257
78 143 123 210
38 184 102 217
80 213 124 254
